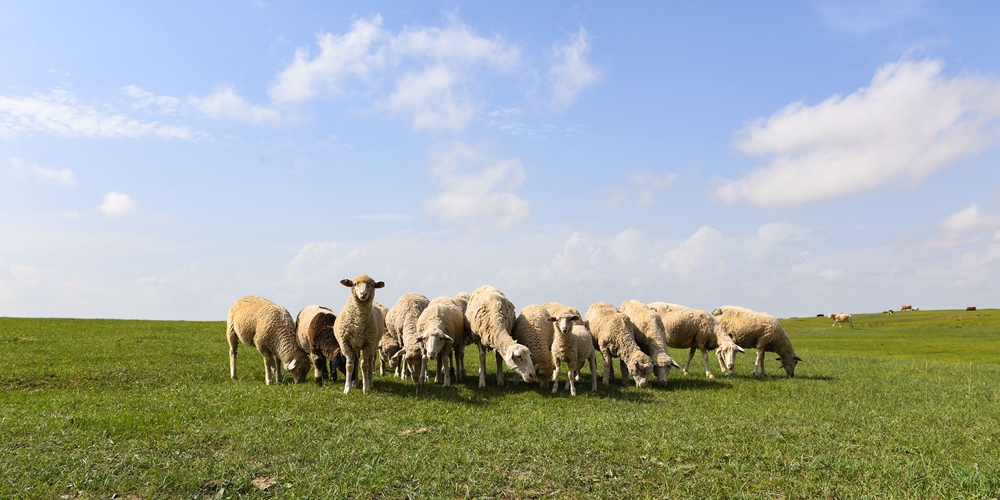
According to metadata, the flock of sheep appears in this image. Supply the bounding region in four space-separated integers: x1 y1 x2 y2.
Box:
226 274 803 395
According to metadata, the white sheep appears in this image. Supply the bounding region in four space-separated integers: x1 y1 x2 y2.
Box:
333 274 385 394
466 285 536 388
511 304 555 389
648 302 745 379
386 292 431 384
619 299 680 386
584 302 653 388
227 295 309 385
828 313 853 328
415 296 465 387
711 306 802 378
451 292 472 381
374 301 399 376
547 306 598 396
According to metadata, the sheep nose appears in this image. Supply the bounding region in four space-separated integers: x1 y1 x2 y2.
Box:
658 378 666 386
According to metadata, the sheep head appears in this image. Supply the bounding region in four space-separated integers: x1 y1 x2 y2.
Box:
417 330 453 361
626 351 653 388
340 274 384 303
285 353 309 383
546 312 580 335
503 344 536 383
380 343 401 370
716 342 744 374
775 354 802 377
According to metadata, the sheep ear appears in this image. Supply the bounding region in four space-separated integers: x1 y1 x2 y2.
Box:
441 334 453 343
288 359 298 370
736 345 745 352
374 281 385 289
340 279 354 287
794 356 803 361
570 315 580 321
546 317 557 323
416 333 427 341
711 308 723 316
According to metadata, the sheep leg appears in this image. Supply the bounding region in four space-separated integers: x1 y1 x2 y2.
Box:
441 351 452 388
567 360 577 396
700 346 714 379
454 346 465 382
342 346 357 394
589 352 598 392
312 354 326 386
227 328 239 380
329 356 339 382
495 351 505 387
619 359 629 386
418 355 427 386
362 350 374 394
551 361 560 394
477 343 488 389
753 347 765 378
601 350 612 385
684 347 696 376
259 347 276 385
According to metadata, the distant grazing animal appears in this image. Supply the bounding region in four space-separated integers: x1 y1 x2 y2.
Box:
828 313 853 328
885 310 894 315
227 295 309 385
967 306 977 311
900 305 913 312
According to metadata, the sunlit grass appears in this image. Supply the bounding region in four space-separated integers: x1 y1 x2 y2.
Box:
2 312 999 498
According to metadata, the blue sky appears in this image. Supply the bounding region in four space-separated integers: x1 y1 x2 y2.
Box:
3 1 1000 320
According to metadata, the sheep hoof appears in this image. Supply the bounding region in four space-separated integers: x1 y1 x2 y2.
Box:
706 373 714 379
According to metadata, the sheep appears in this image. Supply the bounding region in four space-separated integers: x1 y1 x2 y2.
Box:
510 304 555 389
648 302 745 379
547 306 598 396
333 274 385 394
295 305 345 385
619 300 680 386
227 295 309 385
900 304 913 312
711 306 801 378
415 296 465 387
828 313 853 328
386 293 431 384
373 301 399 376
583 302 653 388
466 285 536 388
885 309 894 315
451 292 473 381
967 306 977 311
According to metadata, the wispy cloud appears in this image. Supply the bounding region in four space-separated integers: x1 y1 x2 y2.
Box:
354 214 414 221
548 28 601 110
8 157 77 186
940 203 1000 232
719 58 1000 207
0 89 194 140
423 141 530 231
123 85 183 114
814 0 931 34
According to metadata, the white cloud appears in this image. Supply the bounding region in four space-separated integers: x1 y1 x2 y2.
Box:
97 191 137 217
661 227 732 277
549 28 601 110
9 157 77 186
815 0 930 34
628 170 677 206
378 65 474 131
940 203 1000 232
123 85 183 114
423 142 530 231
189 86 282 125
718 58 1000 207
354 214 414 221
0 89 194 140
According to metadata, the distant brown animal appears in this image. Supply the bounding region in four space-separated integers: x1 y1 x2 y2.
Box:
900 304 913 312
967 306 977 311
885 310 894 315
828 313 853 328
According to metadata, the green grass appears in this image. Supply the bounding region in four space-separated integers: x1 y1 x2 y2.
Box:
2 310 999 499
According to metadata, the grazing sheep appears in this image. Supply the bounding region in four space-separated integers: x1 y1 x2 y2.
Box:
711 306 801 378
885 309 894 315
451 292 473 381
227 295 309 385
967 306 977 311
584 302 653 388
828 313 853 328
373 301 399 376
511 304 555 389
415 296 465 387
620 300 680 386
648 302 745 379
547 307 598 396
466 285 536 388
386 293 431 384
295 305 345 385
900 304 913 312
333 274 385 394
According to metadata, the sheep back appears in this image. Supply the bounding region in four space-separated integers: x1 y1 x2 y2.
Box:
511 304 555 384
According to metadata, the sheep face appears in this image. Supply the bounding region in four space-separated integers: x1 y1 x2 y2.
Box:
286 354 309 383
418 330 453 362
340 274 385 302
627 353 653 388
380 344 401 370
776 354 802 377
504 344 536 383
546 313 579 335
716 342 744 374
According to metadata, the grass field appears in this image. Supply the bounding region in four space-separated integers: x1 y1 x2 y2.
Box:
2 309 999 499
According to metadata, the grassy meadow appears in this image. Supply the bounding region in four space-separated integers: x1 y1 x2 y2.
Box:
2 309 999 499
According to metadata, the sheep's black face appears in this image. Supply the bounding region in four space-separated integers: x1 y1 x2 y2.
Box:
778 355 802 377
